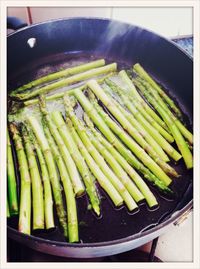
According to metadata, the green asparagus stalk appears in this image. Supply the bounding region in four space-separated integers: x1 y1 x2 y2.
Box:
50 110 100 215
11 59 106 95
74 89 172 192
87 80 178 179
104 80 182 162
89 91 175 185
136 76 193 145
38 96 84 197
22 126 44 230
85 122 145 203
84 114 158 207
27 116 68 237
119 70 168 130
63 97 138 211
7 198 10 218
23 73 115 106
13 63 117 100
134 79 193 169
9 123 31 235
103 83 170 161
114 98 181 162
34 136 55 229
104 78 173 143
7 129 18 215
129 95 174 143
43 121 79 242
133 63 183 119
69 123 123 207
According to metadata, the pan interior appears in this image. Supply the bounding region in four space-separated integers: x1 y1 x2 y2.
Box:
7 51 193 244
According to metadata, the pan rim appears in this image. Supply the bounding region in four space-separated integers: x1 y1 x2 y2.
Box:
7 200 193 248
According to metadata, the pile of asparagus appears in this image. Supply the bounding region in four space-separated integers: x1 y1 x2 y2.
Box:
8 59 193 243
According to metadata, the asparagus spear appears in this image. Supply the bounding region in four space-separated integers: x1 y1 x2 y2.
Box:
69 122 123 207
7 198 10 218
84 114 159 206
7 129 18 215
74 89 172 192
50 110 100 215
134 80 193 169
43 121 79 242
27 116 68 237
39 96 84 197
11 59 106 95
90 92 176 185
9 123 31 235
63 97 137 211
105 78 173 143
22 126 44 230
34 135 55 229
104 81 182 162
85 120 145 203
87 80 178 179
23 73 115 106
119 70 168 130
136 76 193 145
103 83 170 161
13 63 117 100
133 63 183 119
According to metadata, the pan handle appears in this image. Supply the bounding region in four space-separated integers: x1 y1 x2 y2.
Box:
7 16 28 30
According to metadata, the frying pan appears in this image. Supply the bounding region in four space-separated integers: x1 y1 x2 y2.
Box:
7 17 193 258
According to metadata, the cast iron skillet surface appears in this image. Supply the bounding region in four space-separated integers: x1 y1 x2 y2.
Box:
7 18 193 252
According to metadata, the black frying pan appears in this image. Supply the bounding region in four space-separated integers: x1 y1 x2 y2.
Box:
7 17 193 258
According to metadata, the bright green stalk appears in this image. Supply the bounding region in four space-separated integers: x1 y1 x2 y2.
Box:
87 80 178 179
71 127 137 211
104 78 173 143
89 92 174 185
39 96 84 197
104 81 182 162
86 125 145 203
11 59 105 95
44 124 79 243
13 63 117 100
63 99 137 211
70 124 123 207
9 123 31 235
27 116 68 237
7 129 18 215
134 79 193 169
50 110 100 215
103 83 170 161
114 99 181 162
119 70 168 130
23 73 115 106
34 137 55 229
136 76 193 145
74 89 171 192
7 198 10 218
84 114 158 207
133 63 183 119
23 126 44 230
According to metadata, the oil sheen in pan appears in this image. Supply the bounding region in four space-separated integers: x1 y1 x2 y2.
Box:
7 52 193 244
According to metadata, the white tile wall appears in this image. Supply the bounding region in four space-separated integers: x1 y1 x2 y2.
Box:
30 7 112 23
112 7 193 38
7 7 193 38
